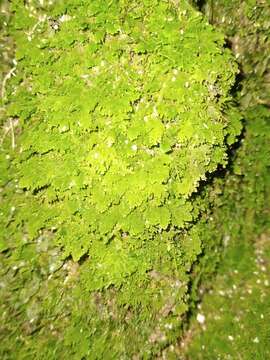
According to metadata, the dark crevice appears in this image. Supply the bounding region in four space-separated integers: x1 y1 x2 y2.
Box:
192 0 207 12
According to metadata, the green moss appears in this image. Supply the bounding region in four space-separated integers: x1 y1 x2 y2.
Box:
3 0 240 263
186 235 270 360
0 0 250 358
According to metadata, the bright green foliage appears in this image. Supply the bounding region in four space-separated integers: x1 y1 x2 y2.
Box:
0 0 242 358
2 0 240 280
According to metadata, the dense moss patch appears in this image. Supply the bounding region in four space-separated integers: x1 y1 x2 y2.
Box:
0 0 248 358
